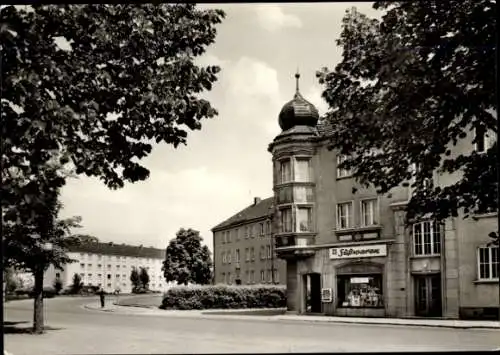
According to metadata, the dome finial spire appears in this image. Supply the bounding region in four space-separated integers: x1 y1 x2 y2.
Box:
295 68 300 94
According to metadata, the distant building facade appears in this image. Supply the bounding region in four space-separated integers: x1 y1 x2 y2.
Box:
212 197 286 286
267 73 498 319
20 242 167 294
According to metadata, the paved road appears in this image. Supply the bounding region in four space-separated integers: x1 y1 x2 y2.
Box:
4 297 500 354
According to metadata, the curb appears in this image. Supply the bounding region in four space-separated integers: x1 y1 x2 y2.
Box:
274 316 500 330
83 303 500 330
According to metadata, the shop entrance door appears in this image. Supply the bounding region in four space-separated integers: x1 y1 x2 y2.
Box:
415 274 442 317
304 273 322 313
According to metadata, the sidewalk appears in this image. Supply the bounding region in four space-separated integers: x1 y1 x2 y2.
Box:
84 302 500 329
275 314 500 329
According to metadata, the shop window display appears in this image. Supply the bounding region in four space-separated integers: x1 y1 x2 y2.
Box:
337 275 383 308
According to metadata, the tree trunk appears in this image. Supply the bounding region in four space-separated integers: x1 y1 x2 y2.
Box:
33 267 44 334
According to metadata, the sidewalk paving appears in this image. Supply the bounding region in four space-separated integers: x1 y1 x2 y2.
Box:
84 301 500 329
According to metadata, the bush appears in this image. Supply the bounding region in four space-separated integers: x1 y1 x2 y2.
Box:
160 284 286 310
29 287 57 299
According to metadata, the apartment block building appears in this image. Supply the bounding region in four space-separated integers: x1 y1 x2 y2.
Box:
22 242 167 294
212 197 286 286
266 73 498 319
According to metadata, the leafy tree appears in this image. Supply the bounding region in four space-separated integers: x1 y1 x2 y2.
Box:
130 267 140 292
2 171 82 333
316 1 497 244
53 277 63 295
4 267 19 294
2 4 225 218
163 228 213 285
70 273 83 294
139 267 150 290
1 4 224 333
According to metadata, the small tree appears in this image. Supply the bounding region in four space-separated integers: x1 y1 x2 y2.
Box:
163 228 213 285
53 277 63 295
70 273 83 294
139 267 150 290
130 267 140 293
4 268 19 294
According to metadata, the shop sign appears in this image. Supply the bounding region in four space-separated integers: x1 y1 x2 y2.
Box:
321 288 333 303
329 244 387 259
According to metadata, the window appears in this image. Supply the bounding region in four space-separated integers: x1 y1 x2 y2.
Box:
274 269 279 283
250 247 255 261
413 221 441 256
297 207 313 232
97 264 102 268
267 245 271 259
107 283 112 288
245 226 250 239
294 186 314 203
107 274 111 279
221 272 225 283
295 158 312 182
117 265 120 269
260 223 265 236
337 202 353 230
250 270 255 284
79 273 84 277
116 274 120 278
277 186 293 204
122 274 126 278
260 246 266 260
235 249 240 263
235 228 239 241
337 275 384 308
107 264 111 269
279 159 292 183
222 251 226 264
80 253 85 258
361 199 378 227
227 251 232 264
88 273 92 278
88 263 92 267
266 220 271 235
98 274 102 278
55 273 60 278
478 246 499 280
337 154 351 178
80 263 85 268
261 270 265 282
245 270 250 283
227 231 232 243
97 255 102 260
227 272 232 285
280 208 293 233
245 248 250 262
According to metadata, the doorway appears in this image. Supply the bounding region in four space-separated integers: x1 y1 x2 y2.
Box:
304 273 322 313
414 274 442 317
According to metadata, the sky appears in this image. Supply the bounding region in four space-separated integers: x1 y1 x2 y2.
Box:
59 3 382 253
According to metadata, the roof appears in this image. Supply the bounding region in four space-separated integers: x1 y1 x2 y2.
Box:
212 197 274 231
66 241 165 259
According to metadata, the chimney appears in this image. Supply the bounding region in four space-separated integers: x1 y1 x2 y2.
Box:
254 197 261 205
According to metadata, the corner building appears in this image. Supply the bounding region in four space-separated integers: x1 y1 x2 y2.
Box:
268 73 498 319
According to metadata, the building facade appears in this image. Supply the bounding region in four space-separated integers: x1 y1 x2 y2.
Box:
20 242 167 294
267 73 498 319
212 197 286 286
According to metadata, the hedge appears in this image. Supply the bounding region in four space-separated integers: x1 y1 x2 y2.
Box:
160 284 287 310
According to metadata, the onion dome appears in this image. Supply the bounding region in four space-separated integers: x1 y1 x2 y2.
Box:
278 71 320 131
